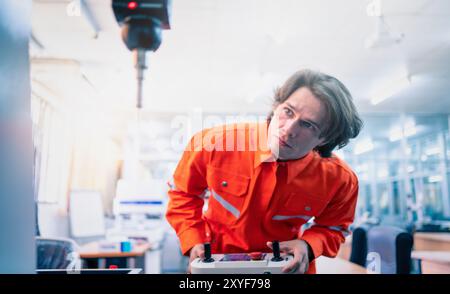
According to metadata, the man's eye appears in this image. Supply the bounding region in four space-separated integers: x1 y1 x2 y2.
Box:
284 108 293 116
300 121 313 129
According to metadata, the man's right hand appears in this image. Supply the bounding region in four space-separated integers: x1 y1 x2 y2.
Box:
187 243 205 274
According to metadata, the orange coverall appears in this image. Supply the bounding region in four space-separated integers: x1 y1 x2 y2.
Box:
166 122 359 274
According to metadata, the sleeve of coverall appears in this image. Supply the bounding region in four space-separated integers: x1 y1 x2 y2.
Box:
300 174 359 259
165 130 211 255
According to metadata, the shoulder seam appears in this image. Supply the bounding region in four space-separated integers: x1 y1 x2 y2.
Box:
321 156 357 180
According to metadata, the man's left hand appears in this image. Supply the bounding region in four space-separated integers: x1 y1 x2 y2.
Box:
266 240 310 274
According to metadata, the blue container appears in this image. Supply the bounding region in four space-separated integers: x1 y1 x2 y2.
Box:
120 241 132 252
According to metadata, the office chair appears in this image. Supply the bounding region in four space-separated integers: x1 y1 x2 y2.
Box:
349 224 372 267
366 225 413 274
36 237 81 269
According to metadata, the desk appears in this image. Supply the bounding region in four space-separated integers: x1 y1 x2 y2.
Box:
316 256 368 274
407 233 450 274
414 233 450 251
79 241 152 270
412 251 450 274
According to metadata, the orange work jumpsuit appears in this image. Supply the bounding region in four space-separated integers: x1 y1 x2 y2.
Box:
166 122 359 274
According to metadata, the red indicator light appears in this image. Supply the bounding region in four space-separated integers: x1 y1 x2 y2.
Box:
128 1 138 10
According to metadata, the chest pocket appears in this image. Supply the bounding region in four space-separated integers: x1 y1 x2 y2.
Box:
272 192 328 225
205 165 250 225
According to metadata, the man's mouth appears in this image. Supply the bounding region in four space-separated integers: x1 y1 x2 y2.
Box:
278 137 291 148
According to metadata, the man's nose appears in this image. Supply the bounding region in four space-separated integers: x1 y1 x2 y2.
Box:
280 119 297 139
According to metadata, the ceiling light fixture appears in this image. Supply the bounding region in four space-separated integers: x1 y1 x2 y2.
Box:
365 0 404 49
371 76 411 105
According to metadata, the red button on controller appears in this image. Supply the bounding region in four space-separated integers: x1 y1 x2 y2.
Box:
249 252 263 260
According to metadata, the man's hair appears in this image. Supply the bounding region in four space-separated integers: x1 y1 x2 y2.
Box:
267 69 363 158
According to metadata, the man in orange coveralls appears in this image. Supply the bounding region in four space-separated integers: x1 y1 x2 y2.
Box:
166 69 363 274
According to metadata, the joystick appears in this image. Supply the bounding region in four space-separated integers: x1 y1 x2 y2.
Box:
271 240 283 262
203 243 214 263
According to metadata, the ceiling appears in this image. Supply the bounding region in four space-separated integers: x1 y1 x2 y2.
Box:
30 0 450 116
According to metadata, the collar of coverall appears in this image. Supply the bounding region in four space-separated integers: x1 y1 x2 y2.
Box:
253 122 316 184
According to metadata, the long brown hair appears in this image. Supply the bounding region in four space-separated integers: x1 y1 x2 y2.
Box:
267 69 363 157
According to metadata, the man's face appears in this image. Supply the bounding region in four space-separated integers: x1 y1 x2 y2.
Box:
267 87 327 160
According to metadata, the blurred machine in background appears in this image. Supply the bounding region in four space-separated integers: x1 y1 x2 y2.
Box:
67 180 169 273
111 179 166 233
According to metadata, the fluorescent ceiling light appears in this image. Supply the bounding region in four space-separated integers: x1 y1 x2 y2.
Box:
371 76 411 105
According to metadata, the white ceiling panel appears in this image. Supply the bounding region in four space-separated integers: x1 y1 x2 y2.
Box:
30 0 450 115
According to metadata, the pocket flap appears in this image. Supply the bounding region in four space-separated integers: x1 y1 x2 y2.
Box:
207 165 250 197
283 193 328 216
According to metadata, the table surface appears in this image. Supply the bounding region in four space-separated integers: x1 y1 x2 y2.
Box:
316 256 368 274
411 250 450 264
79 241 152 258
413 232 450 251
414 232 450 242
